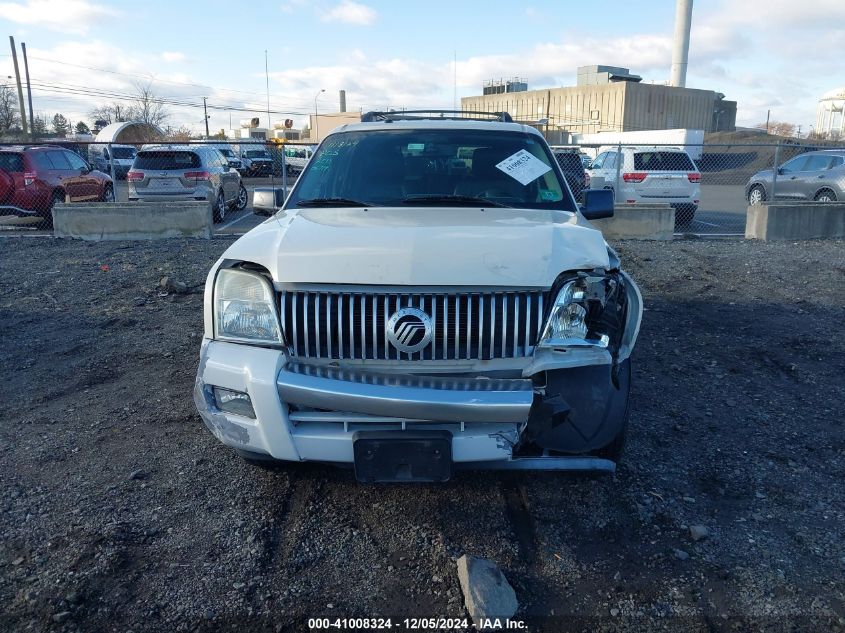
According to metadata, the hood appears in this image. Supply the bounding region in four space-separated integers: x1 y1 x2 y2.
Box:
221 207 610 288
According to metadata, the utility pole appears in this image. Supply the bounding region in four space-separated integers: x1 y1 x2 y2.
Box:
202 97 210 137
21 42 34 141
765 109 770 135
8 36 28 138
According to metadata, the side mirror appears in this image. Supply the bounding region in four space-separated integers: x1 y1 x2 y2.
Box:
580 188 614 220
776 167 784 175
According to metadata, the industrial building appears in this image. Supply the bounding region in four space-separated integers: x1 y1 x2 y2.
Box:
461 65 736 137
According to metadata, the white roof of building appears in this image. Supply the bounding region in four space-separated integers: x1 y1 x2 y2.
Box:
94 121 163 144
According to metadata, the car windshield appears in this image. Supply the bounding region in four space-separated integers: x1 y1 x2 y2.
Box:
633 151 695 171
134 151 201 170
245 150 269 158
286 128 573 210
111 147 136 159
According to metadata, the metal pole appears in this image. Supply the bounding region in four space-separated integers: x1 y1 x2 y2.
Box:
614 142 622 204
108 143 116 183
21 42 35 142
765 109 770 135
265 50 274 189
203 97 210 137
281 147 287 198
8 37 28 138
313 89 325 142
771 141 780 200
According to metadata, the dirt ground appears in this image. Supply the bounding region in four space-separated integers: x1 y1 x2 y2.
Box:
1 235 844 633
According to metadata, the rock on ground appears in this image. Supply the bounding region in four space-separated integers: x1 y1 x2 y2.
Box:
456 555 518 628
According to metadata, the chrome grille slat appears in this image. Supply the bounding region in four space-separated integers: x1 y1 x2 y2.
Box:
281 289 545 362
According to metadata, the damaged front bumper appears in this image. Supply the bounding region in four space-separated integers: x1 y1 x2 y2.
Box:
194 347 630 474
193 270 642 476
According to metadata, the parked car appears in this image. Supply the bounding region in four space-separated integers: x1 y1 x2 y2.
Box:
553 150 590 202
746 149 845 204
194 110 643 482
239 146 273 177
282 144 316 176
0 145 114 228
88 144 136 179
589 146 701 226
215 147 243 174
127 145 247 223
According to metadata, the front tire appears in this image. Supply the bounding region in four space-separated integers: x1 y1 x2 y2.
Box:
101 184 114 203
748 184 766 205
212 189 226 223
814 189 837 203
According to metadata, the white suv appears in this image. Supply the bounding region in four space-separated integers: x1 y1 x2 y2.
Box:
589 146 700 226
194 111 643 482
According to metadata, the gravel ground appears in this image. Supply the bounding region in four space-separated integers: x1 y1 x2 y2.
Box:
1 236 844 633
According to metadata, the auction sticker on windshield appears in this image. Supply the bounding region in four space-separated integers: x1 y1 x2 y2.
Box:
495 149 552 186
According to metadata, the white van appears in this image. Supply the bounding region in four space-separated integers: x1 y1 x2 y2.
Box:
282 144 317 175
88 144 137 179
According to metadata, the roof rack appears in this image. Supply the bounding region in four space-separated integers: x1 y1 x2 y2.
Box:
360 110 513 123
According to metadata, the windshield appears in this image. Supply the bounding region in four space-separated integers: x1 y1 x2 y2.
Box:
111 147 136 159
245 150 270 158
285 129 574 210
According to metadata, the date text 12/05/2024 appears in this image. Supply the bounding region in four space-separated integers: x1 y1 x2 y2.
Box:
308 617 528 630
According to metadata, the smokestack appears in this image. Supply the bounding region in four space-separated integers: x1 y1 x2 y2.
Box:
670 0 693 87
339 89 347 113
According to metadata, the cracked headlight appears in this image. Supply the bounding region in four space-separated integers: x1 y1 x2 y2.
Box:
214 268 283 345
538 276 616 349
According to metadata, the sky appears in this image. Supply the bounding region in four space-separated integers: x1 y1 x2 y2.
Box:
0 0 843 136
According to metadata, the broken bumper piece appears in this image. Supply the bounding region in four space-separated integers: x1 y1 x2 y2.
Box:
194 339 625 474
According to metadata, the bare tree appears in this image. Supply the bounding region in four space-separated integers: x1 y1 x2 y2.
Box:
0 85 20 135
89 102 132 127
755 121 797 137
131 81 169 128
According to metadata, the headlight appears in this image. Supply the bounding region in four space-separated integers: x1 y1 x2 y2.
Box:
214 268 283 345
538 276 616 349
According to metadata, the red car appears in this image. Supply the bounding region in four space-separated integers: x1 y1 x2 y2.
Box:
0 145 114 228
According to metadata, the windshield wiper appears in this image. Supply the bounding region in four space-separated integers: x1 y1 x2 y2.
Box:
296 197 371 207
401 194 508 208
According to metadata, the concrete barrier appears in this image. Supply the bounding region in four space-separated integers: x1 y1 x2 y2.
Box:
591 204 675 240
745 203 845 240
53 202 213 240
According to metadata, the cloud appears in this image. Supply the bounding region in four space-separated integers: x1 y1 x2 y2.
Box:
322 1 377 25
161 51 187 63
0 0 117 35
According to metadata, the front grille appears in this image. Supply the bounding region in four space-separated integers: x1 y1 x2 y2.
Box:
280 289 547 361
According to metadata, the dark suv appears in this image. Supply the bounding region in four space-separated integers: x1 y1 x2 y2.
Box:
0 145 114 228
553 150 589 202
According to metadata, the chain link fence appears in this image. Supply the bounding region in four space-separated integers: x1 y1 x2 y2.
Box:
1 138 842 235
0 140 309 230
573 141 844 235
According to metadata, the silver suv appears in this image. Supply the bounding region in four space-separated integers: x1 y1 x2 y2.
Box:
127 146 248 222
746 149 845 205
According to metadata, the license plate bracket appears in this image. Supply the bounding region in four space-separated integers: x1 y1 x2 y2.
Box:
353 431 452 483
